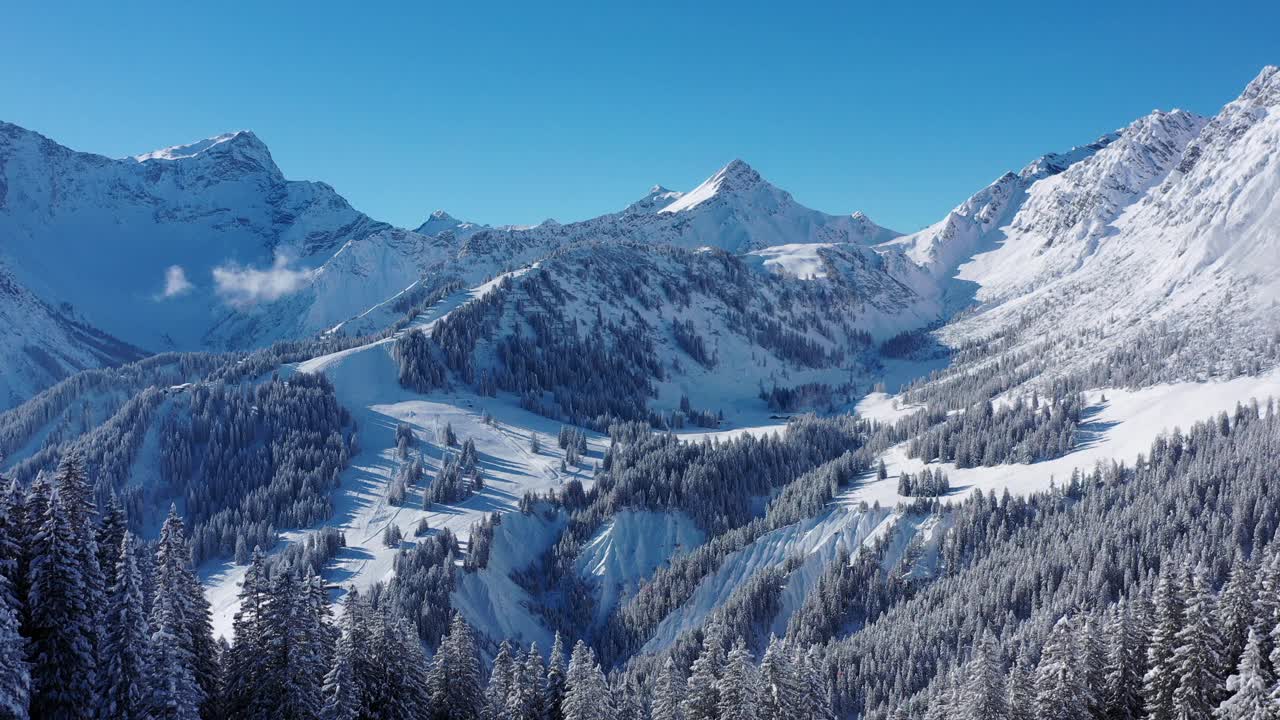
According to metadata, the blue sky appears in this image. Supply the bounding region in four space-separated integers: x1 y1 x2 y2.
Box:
2 1 1276 232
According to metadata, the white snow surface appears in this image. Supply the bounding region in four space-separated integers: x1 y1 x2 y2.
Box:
852 369 1280 509
575 510 705 622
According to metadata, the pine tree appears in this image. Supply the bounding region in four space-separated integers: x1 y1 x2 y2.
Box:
428 614 483 720
960 628 1007 720
563 641 611 720
487 640 516 720
1252 544 1280 675
683 624 727 720
321 591 361 720
615 673 646 720
520 643 547 720
1034 616 1089 720
1102 600 1146 720
26 490 96 720
652 656 686 720
1216 629 1272 720
1005 655 1034 720
0 478 29 720
261 570 327 720
1079 615 1105 718
0 578 28 720
223 548 272 719
96 491 127 593
148 576 202 720
759 635 799 720
800 647 835 720
1145 565 1188 720
718 639 759 720
103 532 150 720
52 455 105 713
149 506 212 720
1171 566 1226 719
1217 557 1257 673
546 633 569 720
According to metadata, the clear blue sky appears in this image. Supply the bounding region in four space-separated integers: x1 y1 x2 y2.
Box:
2 1 1275 232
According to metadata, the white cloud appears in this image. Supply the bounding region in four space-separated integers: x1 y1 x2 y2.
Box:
212 255 317 307
161 265 194 298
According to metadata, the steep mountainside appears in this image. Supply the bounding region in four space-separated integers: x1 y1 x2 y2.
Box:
0 261 146 407
936 67 1280 382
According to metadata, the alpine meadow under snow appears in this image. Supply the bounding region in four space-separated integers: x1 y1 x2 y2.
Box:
2 65 1280 720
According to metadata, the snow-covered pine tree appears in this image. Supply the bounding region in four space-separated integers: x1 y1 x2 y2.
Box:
1034 616 1089 720
1144 565 1189 720
321 591 361 720
960 628 1007 720
683 623 727 720
718 639 759 720
51 454 105 712
261 570 327 720
25 489 96 720
102 532 150 720
1251 543 1280 675
652 656 686 720
563 641 612 720
1005 654 1034 720
147 575 202 720
519 642 547 720
759 635 800 720
487 640 516 720
1217 555 1257 673
0 477 29 720
1102 599 1146 720
1215 628 1272 720
0 578 28 720
801 646 836 720
618 674 644 720
544 633 569 720
428 613 483 720
1170 565 1226 719
1079 615 1106 718
95 490 127 594
150 506 215 720
223 547 272 719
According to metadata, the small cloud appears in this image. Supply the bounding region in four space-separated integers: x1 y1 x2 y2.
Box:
212 255 317 307
160 265 194 298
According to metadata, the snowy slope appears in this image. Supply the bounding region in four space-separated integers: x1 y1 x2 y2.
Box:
201 270 605 639
0 261 146 408
939 66 1280 371
956 108 1208 301
878 133 1119 289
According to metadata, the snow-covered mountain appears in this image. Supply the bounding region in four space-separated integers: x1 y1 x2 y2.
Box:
923 66 1280 381
0 122 458 353
878 132 1121 289
5 67 1280 719
0 123 909 405
412 159 900 269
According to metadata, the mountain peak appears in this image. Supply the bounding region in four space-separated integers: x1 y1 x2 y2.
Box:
717 158 763 188
133 130 279 175
658 158 769 214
